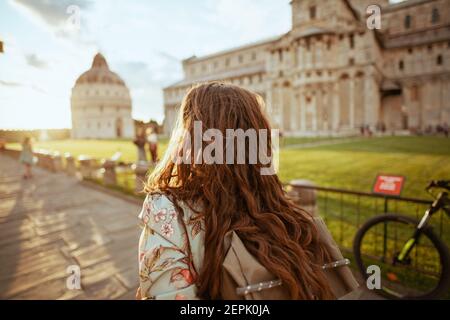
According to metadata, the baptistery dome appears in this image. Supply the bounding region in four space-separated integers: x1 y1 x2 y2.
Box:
70 53 134 139
75 53 125 86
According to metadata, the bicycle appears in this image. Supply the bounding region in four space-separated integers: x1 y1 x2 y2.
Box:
353 180 450 299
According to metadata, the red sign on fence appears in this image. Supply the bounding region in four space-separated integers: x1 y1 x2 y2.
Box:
373 175 405 196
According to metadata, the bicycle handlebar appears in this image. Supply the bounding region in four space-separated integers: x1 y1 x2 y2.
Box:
426 180 450 191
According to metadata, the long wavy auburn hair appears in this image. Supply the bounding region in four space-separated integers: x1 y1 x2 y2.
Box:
146 82 335 300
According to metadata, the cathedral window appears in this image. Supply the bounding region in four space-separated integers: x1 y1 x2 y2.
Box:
238 55 243 63
404 15 412 29
431 8 440 24
411 86 419 101
251 52 257 60
399 60 404 70
225 58 230 67
349 34 355 49
309 6 316 19
437 55 443 66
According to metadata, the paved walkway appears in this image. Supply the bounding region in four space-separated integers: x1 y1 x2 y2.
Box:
0 154 141 299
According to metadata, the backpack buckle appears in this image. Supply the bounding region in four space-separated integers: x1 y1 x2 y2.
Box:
236 279 283 296
322 258 350 269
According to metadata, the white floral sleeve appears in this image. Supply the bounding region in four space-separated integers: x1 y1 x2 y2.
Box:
138 193 199 300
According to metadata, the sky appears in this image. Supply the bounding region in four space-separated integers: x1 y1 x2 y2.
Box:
0 0 404 130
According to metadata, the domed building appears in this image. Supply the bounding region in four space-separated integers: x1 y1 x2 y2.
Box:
71 53 134 139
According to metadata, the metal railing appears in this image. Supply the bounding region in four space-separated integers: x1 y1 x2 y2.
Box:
287 183 448 247
287 182 450 279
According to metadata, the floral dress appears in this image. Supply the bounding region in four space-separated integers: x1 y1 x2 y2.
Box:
138 193 205 300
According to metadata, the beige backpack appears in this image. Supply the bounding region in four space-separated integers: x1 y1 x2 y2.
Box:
220 215 360 300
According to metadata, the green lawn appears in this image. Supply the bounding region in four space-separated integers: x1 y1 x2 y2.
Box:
279 136 450 199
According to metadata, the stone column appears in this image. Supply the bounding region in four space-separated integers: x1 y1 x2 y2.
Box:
65 153 77 176
50 152 63 172
277 87 283 130
102 160 117 186
300 91 306 132
288 179 318 216
36 151 46 169
79 157 93 179
43 152 53 171
293 93 300 132
289 88 296 132
134 161 149 193
266 87 273 115
312 93 318 132
349 77 355 129
333 82 340 131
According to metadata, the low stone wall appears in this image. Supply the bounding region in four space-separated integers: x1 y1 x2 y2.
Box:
287 179 318 215
1 147 150 197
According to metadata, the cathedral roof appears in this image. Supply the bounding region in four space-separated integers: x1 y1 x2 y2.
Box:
75 53 126 86
165 63 266 89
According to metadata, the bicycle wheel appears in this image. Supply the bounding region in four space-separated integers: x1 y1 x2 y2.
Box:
353 214 450 299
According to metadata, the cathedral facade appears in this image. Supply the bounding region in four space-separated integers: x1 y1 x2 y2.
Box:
163 0 450 136
71 53 134 139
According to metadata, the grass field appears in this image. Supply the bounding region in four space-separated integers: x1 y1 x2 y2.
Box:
279 136 450 199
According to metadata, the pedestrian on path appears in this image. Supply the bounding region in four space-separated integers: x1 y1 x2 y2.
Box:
133 128 147 163
146 127 158 164
19 136 34 179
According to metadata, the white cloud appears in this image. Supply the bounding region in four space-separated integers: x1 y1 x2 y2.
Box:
24 53 48 69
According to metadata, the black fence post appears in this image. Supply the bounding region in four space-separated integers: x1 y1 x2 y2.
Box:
383 197 389 262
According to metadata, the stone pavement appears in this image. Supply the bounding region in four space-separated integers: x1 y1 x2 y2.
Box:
0 154 141 299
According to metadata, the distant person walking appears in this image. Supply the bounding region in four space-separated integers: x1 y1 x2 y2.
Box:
19 136 33 179
133 128 147 162
146 127 158 164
